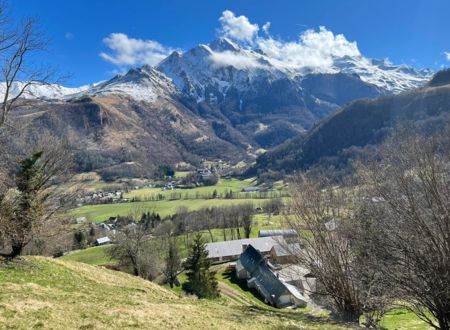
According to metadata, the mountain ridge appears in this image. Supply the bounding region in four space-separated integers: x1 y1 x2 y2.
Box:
250 76 450 178
0 38 434 179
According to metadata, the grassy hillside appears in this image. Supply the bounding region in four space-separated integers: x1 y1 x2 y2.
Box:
0 257 351 329
61 245 114 266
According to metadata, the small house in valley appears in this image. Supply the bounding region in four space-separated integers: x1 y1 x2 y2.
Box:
95 237 111 246
236 245 307 308
258 229 298 238
206 237 281 262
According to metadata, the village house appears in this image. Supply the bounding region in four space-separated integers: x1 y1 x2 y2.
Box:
75 217 87 225
95 237 111 246
236 245 307 308
206 237 281 262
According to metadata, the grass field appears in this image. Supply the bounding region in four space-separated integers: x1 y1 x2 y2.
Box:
71 198 271 223
175 171 191 178
0 257 352 329
61 245 114 266
123 178 257 200
379 309 431 330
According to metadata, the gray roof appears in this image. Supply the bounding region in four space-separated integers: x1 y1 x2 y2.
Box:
259 229 298 238
239 245 288 304
96 237 111 244
271 243 302 257
242 187 260 192
206 237 280 259
277 264 310 282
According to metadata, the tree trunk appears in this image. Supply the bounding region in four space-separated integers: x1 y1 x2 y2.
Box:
207 229 214 242
437 314 450 330
6 243 24 260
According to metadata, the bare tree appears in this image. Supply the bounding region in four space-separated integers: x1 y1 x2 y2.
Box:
0 1 58 128
240 203 254 238
109 224 162 280
286 175 388 324
358 129 450 330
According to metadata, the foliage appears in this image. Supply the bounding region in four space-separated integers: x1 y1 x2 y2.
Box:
183 233 219 298
157 165 175 178
0 146 71 259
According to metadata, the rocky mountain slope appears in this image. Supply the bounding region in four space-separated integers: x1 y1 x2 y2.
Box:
251 69 450 177
6 66 250 179
157 38 431 147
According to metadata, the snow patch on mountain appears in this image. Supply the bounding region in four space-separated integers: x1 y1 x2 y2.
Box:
79 65 178 102
2 37 432 104
157 37 432 102
332 56 430 93
0 82 91 100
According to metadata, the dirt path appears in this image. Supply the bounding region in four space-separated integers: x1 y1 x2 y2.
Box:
218 282 253 306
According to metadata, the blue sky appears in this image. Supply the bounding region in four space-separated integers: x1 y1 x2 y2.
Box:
12 0 450 86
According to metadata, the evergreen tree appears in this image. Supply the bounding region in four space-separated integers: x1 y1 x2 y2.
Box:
183 233 219 298
73 229 86 249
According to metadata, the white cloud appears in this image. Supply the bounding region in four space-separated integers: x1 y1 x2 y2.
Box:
219 10 259 43
262 22 271 35
215 11 361 72
99 33 174 66
255 26 361 71
445 52 450 61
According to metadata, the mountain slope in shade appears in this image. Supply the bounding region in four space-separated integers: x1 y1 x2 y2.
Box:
251 71 450 177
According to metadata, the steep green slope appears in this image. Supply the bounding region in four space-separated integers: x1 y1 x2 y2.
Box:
0 257 349 329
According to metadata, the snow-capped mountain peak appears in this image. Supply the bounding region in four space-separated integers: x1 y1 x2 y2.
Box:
156 38 432 101
208 37 241 52
2 38 433 106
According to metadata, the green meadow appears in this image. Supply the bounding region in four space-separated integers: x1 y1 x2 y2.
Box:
71 198 271 223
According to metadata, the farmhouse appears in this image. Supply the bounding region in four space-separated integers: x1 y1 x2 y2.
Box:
75 217 86 225
236 245 307 308
206 237 281 262
95 237 111 246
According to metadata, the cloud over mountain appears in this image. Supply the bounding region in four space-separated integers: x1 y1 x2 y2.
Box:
218 10 260 43
445 52 450 61
100 33 175 67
